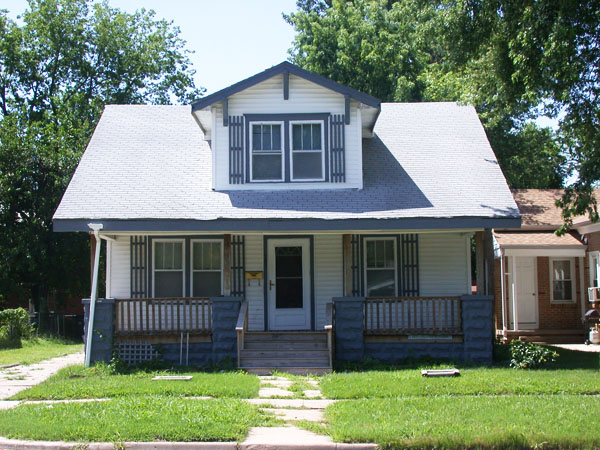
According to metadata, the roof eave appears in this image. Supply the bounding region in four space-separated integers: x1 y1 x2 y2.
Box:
191 61 381 112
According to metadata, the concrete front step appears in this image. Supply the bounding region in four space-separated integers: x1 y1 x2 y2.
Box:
243 367 332 375
245 331 328 343
245 341 328 350
241 349 329 359
240 357 330 368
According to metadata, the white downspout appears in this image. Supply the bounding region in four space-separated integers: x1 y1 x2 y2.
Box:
85 223 103 367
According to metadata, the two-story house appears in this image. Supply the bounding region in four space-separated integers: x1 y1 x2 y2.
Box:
53 62 520 373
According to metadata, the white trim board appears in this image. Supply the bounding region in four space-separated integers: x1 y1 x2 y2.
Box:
504 248 586 257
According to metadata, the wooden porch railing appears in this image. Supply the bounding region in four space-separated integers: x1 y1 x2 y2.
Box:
365 297 462 334
235 301 249 367
114 298 211 336
324 303 334 368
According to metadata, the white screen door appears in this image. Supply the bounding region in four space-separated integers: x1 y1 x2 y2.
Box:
510 256 538 329
267 238 311 330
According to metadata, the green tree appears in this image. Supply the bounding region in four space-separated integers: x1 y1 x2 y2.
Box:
284 0 566 190
0 0 202 311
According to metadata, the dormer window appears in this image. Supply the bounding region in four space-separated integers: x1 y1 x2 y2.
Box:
291 122 325 181
250 122 284 182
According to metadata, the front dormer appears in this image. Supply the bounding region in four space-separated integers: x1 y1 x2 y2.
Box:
191 62 381 191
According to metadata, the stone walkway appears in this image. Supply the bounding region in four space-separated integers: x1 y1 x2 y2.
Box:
0 351 83 400
548 343 600 353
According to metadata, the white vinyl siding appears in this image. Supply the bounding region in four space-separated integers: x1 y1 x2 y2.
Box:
107 236 130 299
419 233 470 296
245 234 265 331
314 234 343 329
213 73 362 190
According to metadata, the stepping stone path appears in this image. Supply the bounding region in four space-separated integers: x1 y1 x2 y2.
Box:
240 375 341 447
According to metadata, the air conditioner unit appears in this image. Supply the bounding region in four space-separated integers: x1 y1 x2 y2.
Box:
589 287 600 303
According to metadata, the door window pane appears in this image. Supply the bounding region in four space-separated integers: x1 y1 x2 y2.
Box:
275 246 303 308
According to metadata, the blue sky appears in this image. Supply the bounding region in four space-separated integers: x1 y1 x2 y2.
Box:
3 0 299 95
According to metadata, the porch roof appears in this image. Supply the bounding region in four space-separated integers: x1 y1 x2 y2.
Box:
493 230 586 257
53 103 519 232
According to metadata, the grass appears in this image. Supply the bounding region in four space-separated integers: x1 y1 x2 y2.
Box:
0 337 82 366
0 396 276 442
322 347 600 398
324 395 600 448
296 347 600 448
11 364 260 400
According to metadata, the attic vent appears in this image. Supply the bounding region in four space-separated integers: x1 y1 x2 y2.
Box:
229 115 244 184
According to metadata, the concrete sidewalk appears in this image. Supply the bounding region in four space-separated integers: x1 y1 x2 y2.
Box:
0 351 83 400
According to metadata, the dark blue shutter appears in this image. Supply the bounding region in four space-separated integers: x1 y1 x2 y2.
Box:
330 114 345 183
229 116 244 184
351 234 361 296
130 236 148 298
231 235 245 297
400 234 419 296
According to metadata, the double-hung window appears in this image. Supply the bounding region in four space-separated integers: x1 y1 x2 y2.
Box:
153 240 184 298
191 241 223 297
550 258 575 303
290 122 325 181
364 238 397 297
250 122 283 181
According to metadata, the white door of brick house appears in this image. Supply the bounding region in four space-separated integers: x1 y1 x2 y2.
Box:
267 238 311 330
510 256 538 329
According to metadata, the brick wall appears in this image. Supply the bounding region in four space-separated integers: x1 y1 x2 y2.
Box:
492 255 583 331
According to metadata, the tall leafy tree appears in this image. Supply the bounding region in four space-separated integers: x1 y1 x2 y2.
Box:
0 0 202 311
284 0 566 192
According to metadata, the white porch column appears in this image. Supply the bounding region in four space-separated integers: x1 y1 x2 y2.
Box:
500 252 507 335
85 223 103 367
580 256 586 320
511 256 519 331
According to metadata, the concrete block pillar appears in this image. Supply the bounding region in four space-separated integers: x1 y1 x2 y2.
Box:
82 298 114 364
461 295 494 364
210 296 242 363
333 297 365 361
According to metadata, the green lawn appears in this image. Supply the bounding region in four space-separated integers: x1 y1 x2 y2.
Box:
0 337 82 366
0 396 275 442
324 395 600 449
308 347 600 448
11 364 260 400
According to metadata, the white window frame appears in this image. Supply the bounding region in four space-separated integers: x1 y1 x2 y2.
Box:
289 120 326 182
549 257 576 304
249 121 285 182
589 251 600 288
364 237 398 297
152 239 185 298
190 239 224 298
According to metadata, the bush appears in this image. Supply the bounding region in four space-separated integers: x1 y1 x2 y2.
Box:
509 340 558 369
0 308 33 343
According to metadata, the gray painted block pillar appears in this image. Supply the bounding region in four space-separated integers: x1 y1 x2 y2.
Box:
211 296 242 363
333 297 365 361
82 298 114 364
461 295 494 364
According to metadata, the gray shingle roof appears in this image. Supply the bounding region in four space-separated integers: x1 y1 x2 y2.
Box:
53 103 519 230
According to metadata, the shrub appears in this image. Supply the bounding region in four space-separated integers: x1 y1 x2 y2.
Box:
509 340 558 369
0 308 33 343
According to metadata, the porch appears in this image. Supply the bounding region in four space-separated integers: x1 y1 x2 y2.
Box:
83 293 493 371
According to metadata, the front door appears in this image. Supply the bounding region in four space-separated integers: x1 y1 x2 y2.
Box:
267 238 311 330
510 256 538 329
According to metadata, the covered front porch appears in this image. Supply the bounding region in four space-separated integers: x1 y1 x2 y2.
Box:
83 228 496 371
493 231 588 343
